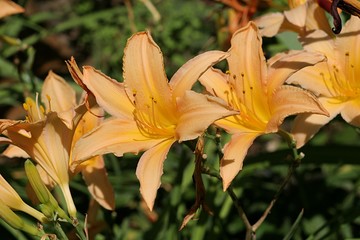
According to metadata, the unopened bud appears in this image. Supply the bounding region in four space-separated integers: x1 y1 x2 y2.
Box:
0 200 42 237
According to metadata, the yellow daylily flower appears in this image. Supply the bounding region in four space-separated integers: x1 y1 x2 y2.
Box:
255 0 333 37
71 31 238 210
0 174 47 222
198 22 329 190
0 71 115 216
287 16 360 148
0 0 24 19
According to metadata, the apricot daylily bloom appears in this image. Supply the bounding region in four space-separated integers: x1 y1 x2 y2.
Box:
287 16 360 148
255 0 333 37
198 22 329 190
0 174 46 222
71 31 237 210
0 71 114 216
0 0 24 18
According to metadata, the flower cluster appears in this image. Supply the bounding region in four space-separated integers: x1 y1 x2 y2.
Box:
0 0 359 238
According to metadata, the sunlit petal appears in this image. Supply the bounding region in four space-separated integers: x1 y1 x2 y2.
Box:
176 91 238 142
199 68 231 102
299 30 335 60
1 145 29 158
283 3 307 28
341 99 360 127
136 138 175 211
255 12 285 37
221 132 260 190
0 0 24 18
286 62 335 97
82 66 134 119
291 98 343 148
228 22 269 120
267 50 326 93
267 85 329 133
72 118 164 165
81 156 115 210
170 51 229 100
41 71 76 129
336 16 360 80
123 31 173 118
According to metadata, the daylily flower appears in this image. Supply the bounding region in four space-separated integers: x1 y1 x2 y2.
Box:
0 71 115 217
0 0 24 19
255 0 333 37
70 31 238 210
287 16 360 148
198 22 329 190
0 174 46 222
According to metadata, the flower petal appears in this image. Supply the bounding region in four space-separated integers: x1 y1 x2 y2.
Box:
198 67 232 103
298 30 335 60
2 145 29 158
221 132 260 190
42 71 76 114
176 91 238 142
41 71 76 129
291 98 343 148
123 31 173 117
286 61 335 97
267 85 329 133
305 1 333 36
336 16 360 80
82 66 134 119
0 0 24 18
283 3 307 28
228 22 269 119
341 99 360 127
71 118 164 165
81 156 115 210
136 138 175 211
170 51 229 100
267 50 326 93
255 12 286 37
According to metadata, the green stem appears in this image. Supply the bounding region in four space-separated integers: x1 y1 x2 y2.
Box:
53 222 69 240
74 219 87 240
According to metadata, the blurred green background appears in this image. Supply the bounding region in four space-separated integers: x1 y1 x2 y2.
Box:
1 0 360 239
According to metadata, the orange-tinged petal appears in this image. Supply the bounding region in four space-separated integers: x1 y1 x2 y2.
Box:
199 68 232 103
228 22 269 120
283 3 307 28
2 145 29 158
336 16 360 80
341 99 360 127
299 30 336 61
267 85 329 133
4 114 72 186
72 118 164 165
267 50 326 94
291 98 343 148
42 71 76 114
82 66 134 119
175 91 238 142
221 132 260 190
0 0 24 18
136 138 175 211
41 71 76 129
123 31 174 119
71 105 104 157
170 50 229 100
255 13 285 37
81 156 115 210
305 1 333 35
286 61 335 97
